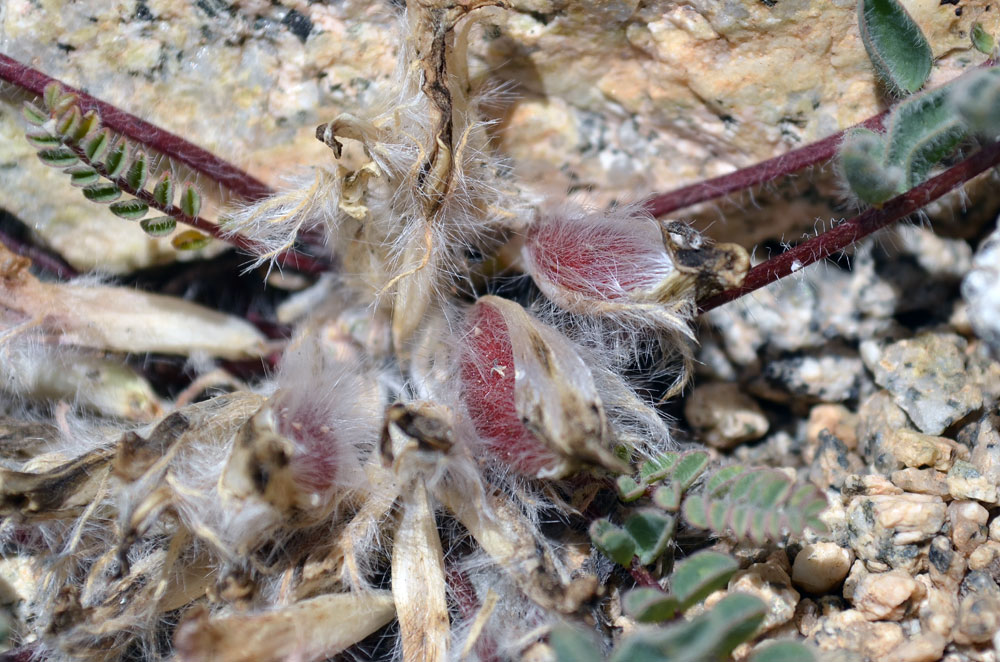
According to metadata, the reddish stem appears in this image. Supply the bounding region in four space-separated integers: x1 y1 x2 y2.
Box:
0 226 78 278
643 112 888 218
699 139 1000 312
629 561 660 589
65 143 329 274
0 53 273 203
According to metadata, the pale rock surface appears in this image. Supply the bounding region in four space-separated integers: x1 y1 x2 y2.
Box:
954 571 1000 645
964 218 1000 357
812 608 904 659
948 500 989 555
728 561 800 632
852 569 920 621
683 381 768 448
885 429 965 472
885 633 947 662
889 468 949 497
792 542 853 595
947 459 998 504
846 493 946 571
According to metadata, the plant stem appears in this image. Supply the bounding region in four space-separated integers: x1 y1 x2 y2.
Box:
642 112 888 218
0 226 78 279
0 53 274 203
65 144 330 274
629 562 660 589
698 139 1000 313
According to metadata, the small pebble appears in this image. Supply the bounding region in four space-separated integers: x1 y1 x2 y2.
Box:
948 500 989 555
963 218 1000 356
919 585 959 638
954 571 1000 645
728 561 800 632
889 468 949 496
684 382 769 449
808 431 862 490
856 390 913 473
792 543 853 595
968 541 1000 584
885 429 964 471
852 569 919 621
885 633 946 662
806 403 859 453
971 411 1000 491
812 609 904 658
947 460 998 503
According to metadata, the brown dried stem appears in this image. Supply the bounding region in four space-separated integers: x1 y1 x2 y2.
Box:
0 225 78 279
699 139 1000 313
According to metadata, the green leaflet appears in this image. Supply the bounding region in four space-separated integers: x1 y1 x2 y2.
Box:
109 199 150 221
66 165 100 187
125 151 150 191
37 147 79 168
82 182 122 203
84 128 112 163
950 67 1000 138
105 139 130 179
550 626 603 662
153 172 175 208
885 86 965 188
858 0 932 95
179 184 202 218
22 101 48 126
171 229 211 251
55 106 81 138
624 510 675 566
589 519 636 567
140 217 178 238
748 641 818 662
971 22 996 55
668 551 738 610
838 128 902 205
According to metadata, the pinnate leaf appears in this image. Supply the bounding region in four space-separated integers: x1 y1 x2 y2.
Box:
84 128 112 163
26 132 61 149
153 172 175 208
66 165 100 187
55 106 81 138
105 139 130 178
590 519 635 568
858 0 932 95
70 110 101 144
624 510 675 565
37 147 79 168
125 151 150 191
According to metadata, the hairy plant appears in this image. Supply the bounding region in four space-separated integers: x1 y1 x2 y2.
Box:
0 2 997 662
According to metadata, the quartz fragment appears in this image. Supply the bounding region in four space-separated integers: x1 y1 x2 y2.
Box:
792 543 853 595
852 570 919 621
954 571 1000 645
947 460 998 504
728 561 800 632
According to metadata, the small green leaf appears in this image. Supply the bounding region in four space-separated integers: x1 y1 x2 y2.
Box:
105 139 130 178
82 182 122 203
84 128 112 163
26 132 62 149
550 625 603 662
623 588 679 623
704 593 767 655
55 106 81 138
616 475 646 502
706 465 745 496
171 229 211 251
43 82 63 111
707 500 728 532
669 551 738 611
109 199 150 220
950 67 1000 138
70 110 101 143
671 451 711 491
22 101 49 126
153 172 175 208
37 147 79 168
681 494 708 529
838 128 902 205
140 217 177 238
729 504 751 538
590 519 635 568
179 183 201 218
652 482 681 512
625 510 676 566
972 22 996 55
858 0 932 95
885 84 965 188
125 151 150 191
66 165 100 187
640 452 679 483
748 641 817 662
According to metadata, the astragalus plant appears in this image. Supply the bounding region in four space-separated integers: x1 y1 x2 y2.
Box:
0 1 998 661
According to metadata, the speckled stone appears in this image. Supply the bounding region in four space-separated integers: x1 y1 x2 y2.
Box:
728 561 800 633
947 460 998 504
954 571 1000 645
857 390 914 474
948 500 989 555
861 333 984 436
806 404 859 454
684 381 769 449
846 494 946 570
852 569 920 621
811 608 904 659
885 429 966 472
970 412 1000 495
889 468 949 497
808 430 862 490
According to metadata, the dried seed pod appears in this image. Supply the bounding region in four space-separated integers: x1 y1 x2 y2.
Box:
523 207 749 323
459 295 627 478
221 340 381 514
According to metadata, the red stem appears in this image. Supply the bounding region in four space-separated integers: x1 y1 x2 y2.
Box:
642 111 888 218
629 561 660 589
699 139 1000 313
0 53 274 203
0 226 78 278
